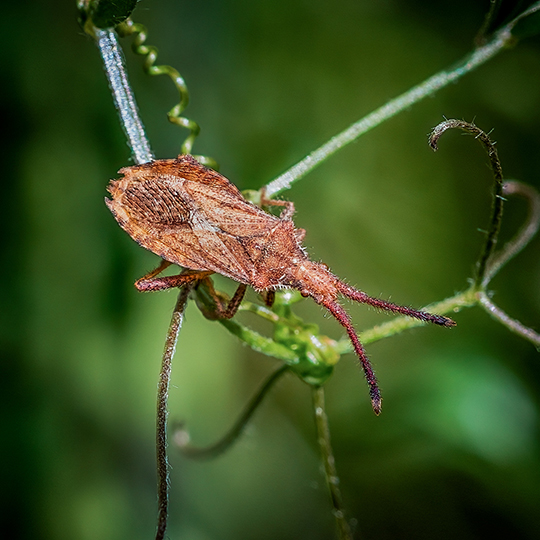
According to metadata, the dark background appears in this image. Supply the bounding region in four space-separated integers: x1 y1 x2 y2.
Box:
2 1 540 539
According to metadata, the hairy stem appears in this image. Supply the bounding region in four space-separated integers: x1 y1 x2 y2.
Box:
264 26 513 197
155 286 191 540
475 180 540 347
94 28 154 164
429 119 504 287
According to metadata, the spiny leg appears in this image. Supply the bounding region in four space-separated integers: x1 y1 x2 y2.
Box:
135 261 213 292
222 283 248 319
336 282 456 327
139 259 172 282
135 261 247 320
323 299 382 415
197 278 247 320
260 188 296 220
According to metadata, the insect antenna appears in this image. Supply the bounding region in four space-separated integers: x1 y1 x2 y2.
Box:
322 299 382 415
320 280 455 414
336 282 456 327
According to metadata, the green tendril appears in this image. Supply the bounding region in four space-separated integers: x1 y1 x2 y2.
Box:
172 365 290 459
429 119 505 287
117 19 218 168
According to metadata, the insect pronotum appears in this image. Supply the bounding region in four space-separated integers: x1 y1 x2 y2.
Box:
106 155 455 414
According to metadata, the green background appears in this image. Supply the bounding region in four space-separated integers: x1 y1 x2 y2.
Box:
2 1 540 539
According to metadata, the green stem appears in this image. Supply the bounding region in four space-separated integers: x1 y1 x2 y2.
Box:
477 291 540 348
476 180 540 347
173 365 290 459
312 387 353 540
482 180 540 287
94 28 154 164
117 19 217 167
264 26 513 197
218 318 300 363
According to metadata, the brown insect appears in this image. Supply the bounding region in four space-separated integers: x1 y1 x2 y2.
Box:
106 154 455 414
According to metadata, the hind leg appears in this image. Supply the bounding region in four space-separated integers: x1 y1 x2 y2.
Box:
135 260 247 320
135 260 213 292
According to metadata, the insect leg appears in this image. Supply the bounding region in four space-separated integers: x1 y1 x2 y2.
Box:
260 188 296 220
219 283 248 319
336 282 456 327
196 279 247 320
322 299 382 415
263 290 275 307
135 267 213 292
138 259 172 281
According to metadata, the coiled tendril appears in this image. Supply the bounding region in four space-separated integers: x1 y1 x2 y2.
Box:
117 19 218 169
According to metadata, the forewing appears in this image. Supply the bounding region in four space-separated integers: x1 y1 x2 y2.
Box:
108 154 285 284
185 180 279 238
107 172 253 282
174 211 251 281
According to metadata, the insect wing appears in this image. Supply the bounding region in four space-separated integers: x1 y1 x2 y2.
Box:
185 180 280 238
108 154 283 284
105 192 212 273
186 211 251 282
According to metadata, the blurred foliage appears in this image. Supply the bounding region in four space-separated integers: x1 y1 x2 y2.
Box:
2 1 540 539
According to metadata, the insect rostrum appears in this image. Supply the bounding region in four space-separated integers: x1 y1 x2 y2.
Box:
106 154 455 414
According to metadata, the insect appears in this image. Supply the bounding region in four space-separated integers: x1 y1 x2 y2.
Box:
106 154 455 414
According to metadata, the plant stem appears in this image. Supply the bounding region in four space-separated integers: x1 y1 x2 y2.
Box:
95 28 154 164
155 286 191 540
482 180 540 287
312 387 353 540
264 27 512 197
429 120 505 287
477 291 540 348
173 365 290 459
